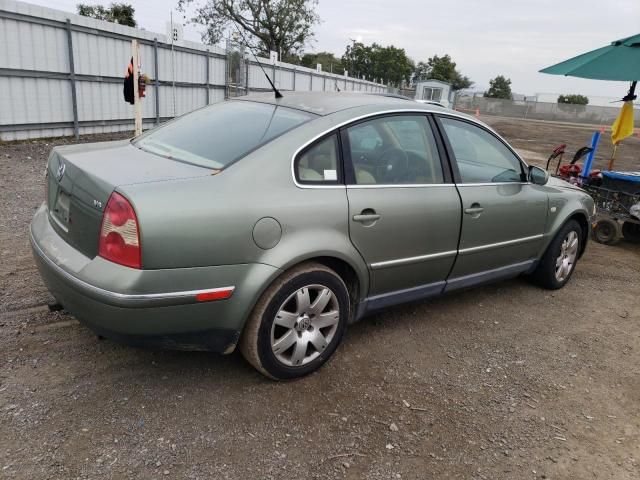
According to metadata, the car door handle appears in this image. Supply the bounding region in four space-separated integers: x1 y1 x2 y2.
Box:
353 209 381 224
464 204 484 215
353 213 381 222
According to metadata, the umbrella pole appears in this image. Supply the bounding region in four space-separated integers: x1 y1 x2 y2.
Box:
609 80 636 170
607 144 618 171
623 81 637 101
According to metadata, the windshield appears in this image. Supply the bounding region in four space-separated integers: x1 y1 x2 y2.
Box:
134 101 316 169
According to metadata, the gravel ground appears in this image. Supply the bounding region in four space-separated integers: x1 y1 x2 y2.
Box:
482 116 640 171
1 121 639 479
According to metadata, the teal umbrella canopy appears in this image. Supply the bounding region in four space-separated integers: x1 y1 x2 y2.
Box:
540 34 640 81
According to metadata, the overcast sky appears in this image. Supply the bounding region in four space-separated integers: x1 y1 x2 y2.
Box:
33 0 639 98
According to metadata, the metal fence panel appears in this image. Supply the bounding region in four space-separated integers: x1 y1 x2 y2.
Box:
0 16 68 72
299 72 312 91
157 85 208 117
0 76 73 124
75 80 155 120
209 56 226 89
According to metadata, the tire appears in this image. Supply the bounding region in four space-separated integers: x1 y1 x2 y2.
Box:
622 221 640 244
530 220 582 290
239 262 350 380
593 218 620 245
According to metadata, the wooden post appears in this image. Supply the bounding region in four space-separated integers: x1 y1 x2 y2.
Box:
153 38 160 126
65 19 79 140
132 39 142 137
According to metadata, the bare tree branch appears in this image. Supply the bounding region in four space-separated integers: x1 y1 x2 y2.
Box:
178 0 319 55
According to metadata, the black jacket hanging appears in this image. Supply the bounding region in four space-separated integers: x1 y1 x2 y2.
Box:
123 57 134 104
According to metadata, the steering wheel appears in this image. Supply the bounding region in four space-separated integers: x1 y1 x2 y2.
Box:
377 147 409 184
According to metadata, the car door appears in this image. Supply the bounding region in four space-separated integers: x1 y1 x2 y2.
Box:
343 114 462 308
436 116 548 291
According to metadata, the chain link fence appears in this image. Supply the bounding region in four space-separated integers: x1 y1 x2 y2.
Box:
453 94 640 126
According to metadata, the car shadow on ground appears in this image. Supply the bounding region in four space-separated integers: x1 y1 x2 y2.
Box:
65 275 535 387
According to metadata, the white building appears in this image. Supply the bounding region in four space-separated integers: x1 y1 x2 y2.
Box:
414 79 453 107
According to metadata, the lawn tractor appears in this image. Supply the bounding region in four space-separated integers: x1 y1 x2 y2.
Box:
546 144 640 245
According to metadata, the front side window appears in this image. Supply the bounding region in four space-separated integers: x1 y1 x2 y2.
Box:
295 135 340 184
439 117 524 183
134 101 315 169
346 115 444 185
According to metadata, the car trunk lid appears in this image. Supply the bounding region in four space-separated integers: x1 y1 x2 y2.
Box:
46 139 211 259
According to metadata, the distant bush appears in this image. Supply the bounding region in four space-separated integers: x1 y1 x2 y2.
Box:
484 75 512 100
558 94 589 105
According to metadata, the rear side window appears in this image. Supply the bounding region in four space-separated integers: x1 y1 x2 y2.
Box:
295 135 340 184
134 101 315 169
346 115 444 185
439 117 524 183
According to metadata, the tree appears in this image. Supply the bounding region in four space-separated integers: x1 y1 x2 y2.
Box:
178 0 319 57
413 61 430 81
300 51 343 74
77 3 136 27
370 44 414 86
414 54 472 90
342 41 373 78
484 75 512 99
341 41 414 86
558 94 589 105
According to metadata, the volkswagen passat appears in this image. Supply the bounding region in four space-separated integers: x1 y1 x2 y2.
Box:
30 92 595 379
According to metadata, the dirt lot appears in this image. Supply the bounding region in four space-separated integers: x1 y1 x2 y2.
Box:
1 120 639 479
482 116 640 171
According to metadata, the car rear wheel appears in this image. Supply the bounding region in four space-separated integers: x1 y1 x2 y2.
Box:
239 262 349 380
530 220 582 290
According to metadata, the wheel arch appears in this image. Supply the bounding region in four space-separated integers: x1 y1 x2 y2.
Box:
304 256 362 318
277 254 367 319
238 252 369 337
567 211 590 258
538 208 591 261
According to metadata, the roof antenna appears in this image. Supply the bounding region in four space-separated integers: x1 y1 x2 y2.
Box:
230 21 282 98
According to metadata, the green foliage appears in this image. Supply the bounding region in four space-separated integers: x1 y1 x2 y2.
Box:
484 75 512 99
178 0 319 56
341 41 414 86
77 3 136 27
300 51 344 74
557 94 589 105
342 41 373 79
414 61 429 81
414 55 472 90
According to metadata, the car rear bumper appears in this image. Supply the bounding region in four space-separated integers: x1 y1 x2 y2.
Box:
30 203 281 352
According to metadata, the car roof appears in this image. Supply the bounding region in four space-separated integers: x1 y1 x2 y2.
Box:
232 91 450 116
415 99 445 107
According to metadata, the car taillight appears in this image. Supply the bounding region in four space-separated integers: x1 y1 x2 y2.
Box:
98 192 141 269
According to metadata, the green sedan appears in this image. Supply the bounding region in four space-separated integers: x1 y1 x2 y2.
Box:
30 92 595 379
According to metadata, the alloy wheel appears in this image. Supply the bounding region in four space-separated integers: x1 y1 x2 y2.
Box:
270 284 340 367
555 230 579 282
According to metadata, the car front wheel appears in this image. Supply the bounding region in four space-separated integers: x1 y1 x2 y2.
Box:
239 262 350 379
530 220 582 289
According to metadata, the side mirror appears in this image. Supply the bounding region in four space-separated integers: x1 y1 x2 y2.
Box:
528 165 549 186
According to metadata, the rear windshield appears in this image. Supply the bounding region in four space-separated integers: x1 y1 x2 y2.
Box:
133 100 316 169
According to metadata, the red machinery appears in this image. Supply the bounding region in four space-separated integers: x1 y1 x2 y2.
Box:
546 144 640 245
545 144 600 182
